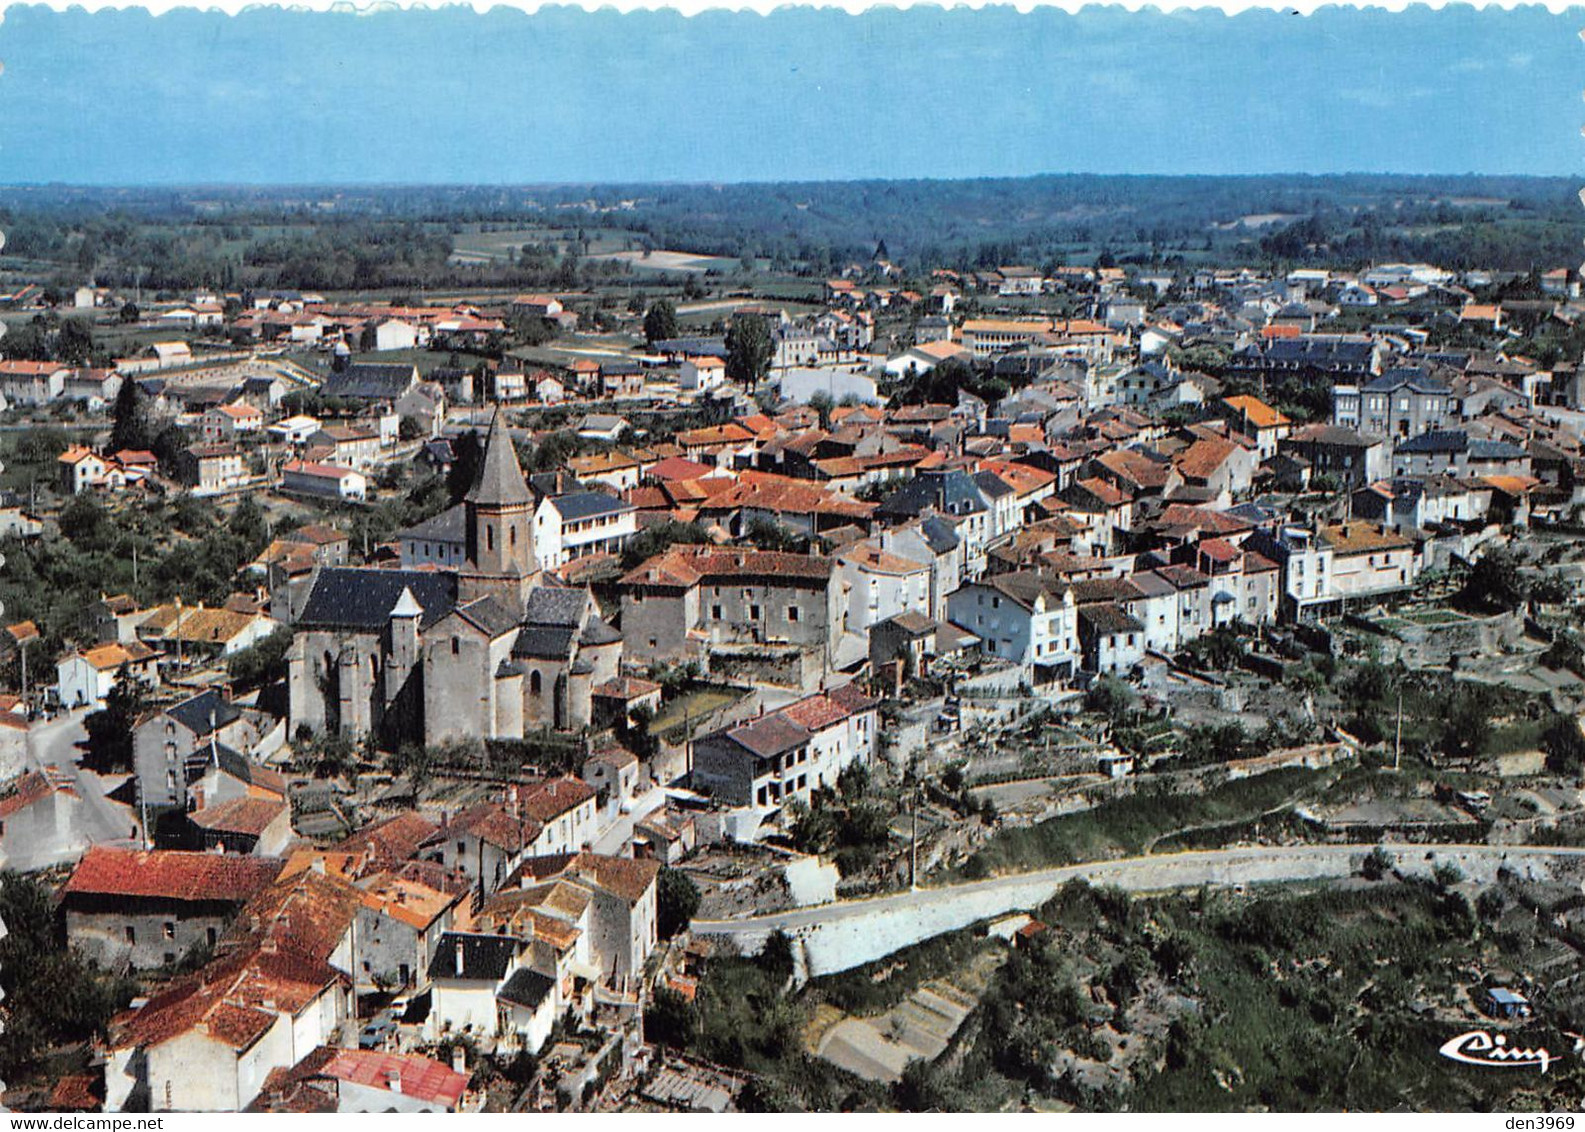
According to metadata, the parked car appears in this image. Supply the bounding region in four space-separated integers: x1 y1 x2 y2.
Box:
358 1016 397 1050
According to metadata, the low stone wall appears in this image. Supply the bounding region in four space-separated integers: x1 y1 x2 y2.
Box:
1385 608 1525 667
707 644 819 690
694 844 1585 978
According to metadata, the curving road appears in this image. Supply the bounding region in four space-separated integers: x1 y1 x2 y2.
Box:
693 843 1585 976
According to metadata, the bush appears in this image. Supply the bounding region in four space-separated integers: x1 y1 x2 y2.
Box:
1362 845 1395 881
1542 713 1585 776
657 867 701 940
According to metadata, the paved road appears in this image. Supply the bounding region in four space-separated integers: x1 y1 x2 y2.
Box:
23 708 141 861
592 786 667 856
694 842 1585 936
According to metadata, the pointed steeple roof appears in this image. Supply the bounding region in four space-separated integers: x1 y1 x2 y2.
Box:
390 586 423 619
467 409 533 508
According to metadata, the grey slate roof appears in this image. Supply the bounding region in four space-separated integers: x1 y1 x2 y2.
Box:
524 587 588 627
550 491 633 522
320 363 418 402
168 689 243 738
973 470 1016 500
1362 367 1451 395
1395 429 1471 454
652 336 727 358
454 595 522 638
919 515 961 553
297 568 459 631
513 626 578 660
466 410 534 508
579 618 622 647
428 932 518 982
397 503 466 544
877 468 986 520
499 968 555 1009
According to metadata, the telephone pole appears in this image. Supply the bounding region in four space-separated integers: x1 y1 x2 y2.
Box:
1393 690 1404 772
909 782 920 891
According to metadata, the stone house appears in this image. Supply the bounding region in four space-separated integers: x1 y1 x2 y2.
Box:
61 847 281 969
690 684 879 810
619 546 844 669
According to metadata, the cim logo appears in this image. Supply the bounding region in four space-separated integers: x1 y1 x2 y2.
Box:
1439 1030 1555 1073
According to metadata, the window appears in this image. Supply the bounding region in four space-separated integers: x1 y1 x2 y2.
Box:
531 670 543 696
207 927 218 948
163 922 175 940
712 605 723 620
787 606 799 622
750 605 762 620
486 525 495 551
125 926 136 944
451 637 460 656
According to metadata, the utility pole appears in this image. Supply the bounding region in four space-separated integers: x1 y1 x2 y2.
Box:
910 784 919 891
1393 690 1404 773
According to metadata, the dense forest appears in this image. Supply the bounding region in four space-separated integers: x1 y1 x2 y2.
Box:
0 174 1578 293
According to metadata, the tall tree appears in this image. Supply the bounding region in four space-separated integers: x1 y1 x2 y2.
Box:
725 314 772 390
56 317 94 365
110 377 156 453
84 667 148 772
447 429 484 504
657 867 701 940
644 299 679 347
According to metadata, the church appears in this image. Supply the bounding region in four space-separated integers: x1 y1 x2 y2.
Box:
285 412 622 748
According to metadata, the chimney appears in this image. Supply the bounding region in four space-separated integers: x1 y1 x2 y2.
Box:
451 1046 467 1075
454 939 465 978
386 1070 403 1095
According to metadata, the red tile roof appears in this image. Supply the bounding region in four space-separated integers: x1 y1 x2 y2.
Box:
339 812 439 870
190 796 289 838
64 847 282 903
621 545 834 589
517 776 596 824
319 1049 469 1107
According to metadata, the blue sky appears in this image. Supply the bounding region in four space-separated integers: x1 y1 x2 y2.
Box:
0 4 1578 183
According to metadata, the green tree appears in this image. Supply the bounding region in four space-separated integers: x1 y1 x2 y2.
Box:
644 299 679 347
1438 685 1495 762
657 867 701 940
83 667 147 771
620 520 710 570
447 429 484 504
1543 713 1585 776
57 317 94 365
110 376 157 453
725 314 772 390
1085 675 1136 725
227 625 293 690
1363 845 1395 881
808 390 834 430
1460 547 1526 612
0 872 138 1082
643 986 699 1049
